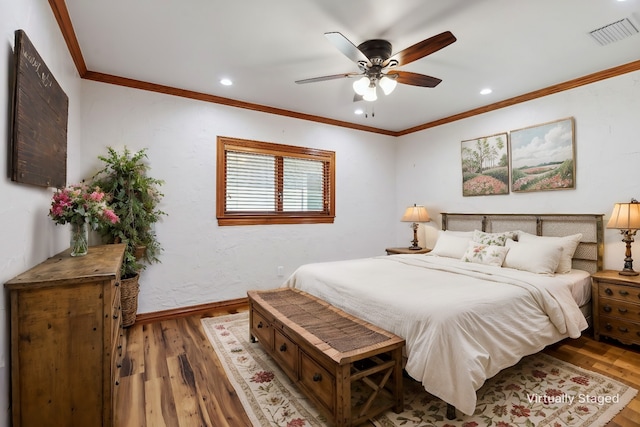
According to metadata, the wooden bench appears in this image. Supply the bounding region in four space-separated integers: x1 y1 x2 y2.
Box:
247 288 405 426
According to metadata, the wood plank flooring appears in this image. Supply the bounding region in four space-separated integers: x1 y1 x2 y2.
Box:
116 306 640 427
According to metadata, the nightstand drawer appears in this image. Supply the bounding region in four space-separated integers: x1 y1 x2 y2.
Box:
598 282 640 303
599 297 640 322
598 316 640 345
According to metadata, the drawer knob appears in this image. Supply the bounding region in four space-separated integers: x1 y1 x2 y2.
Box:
279 343 287 352
113 314 119 319
619 290 629 296
618 326 629 333
257 322 264 329
603 305 612 313
605 323 613 331
115 281 120 287
618 307 628 314
312 373 322 382
605 288 613 296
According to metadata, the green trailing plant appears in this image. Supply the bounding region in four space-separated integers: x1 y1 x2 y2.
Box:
91 147 166 278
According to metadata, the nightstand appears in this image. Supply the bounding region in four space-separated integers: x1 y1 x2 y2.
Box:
591 270 640 346
385 247 431 255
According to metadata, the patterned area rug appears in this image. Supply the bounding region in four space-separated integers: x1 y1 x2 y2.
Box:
202 312 636 427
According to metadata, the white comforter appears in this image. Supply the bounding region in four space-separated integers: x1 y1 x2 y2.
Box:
283 254 588 416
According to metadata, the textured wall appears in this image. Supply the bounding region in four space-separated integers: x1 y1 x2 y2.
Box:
0 1 84 425
395 70 640 270
79 81 398 312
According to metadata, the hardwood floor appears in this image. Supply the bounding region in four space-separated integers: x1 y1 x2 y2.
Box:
117 305 640 427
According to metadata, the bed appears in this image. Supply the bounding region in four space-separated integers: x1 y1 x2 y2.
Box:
283 213 603 417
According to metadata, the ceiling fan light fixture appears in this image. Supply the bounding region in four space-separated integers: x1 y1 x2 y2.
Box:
353 76 370 95
363 84 377 102
379 75 398 95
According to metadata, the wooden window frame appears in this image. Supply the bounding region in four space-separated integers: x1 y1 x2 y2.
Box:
216 136 335 226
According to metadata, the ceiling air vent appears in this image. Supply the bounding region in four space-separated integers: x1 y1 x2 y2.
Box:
589 18 639 46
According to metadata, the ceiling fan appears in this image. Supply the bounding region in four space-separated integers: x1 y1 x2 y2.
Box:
295 31 457 102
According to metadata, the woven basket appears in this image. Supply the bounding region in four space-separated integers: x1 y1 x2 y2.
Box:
120 274 140 327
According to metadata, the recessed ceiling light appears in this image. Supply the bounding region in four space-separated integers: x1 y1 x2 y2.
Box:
480 88 492 95
220 78 233 86
354 108 364 115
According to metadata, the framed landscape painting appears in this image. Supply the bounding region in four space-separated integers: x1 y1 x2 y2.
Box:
461 133 509 196
510 117 575 192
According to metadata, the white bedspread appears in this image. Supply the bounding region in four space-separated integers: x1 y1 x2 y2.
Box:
283 254 588 416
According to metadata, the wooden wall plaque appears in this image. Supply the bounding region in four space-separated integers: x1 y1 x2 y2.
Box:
11 29 68 188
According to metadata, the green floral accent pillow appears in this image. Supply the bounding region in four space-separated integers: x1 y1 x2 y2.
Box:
473 230 516 246
461 242 510 267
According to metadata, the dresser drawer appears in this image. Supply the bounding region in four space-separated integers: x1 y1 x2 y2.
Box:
300 351 335 413
599 297 640 322
598 282 640 303
598 315 640 345
251 309 274 350
273 329 298 380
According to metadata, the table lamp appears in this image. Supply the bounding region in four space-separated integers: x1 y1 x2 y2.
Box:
401 204 431 250
607 199 640 276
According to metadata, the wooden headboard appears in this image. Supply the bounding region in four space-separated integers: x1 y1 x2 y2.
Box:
441 213 604 274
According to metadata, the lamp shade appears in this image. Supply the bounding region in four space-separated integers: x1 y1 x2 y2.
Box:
352 77 370 96
401 204 431 222
379 75 398 95
607 200 640 230
362 84 377 102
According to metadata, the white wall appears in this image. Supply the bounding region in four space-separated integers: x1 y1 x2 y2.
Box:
396 70 640 271
0 0 83 424
79 81 398 312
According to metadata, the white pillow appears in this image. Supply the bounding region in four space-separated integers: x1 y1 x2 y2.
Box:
517 232 582 274
473 229 516 246
461 242 510 267
431 231 473 259
503 239 563 275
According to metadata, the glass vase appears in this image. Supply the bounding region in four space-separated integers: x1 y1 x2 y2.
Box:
70 222 89 257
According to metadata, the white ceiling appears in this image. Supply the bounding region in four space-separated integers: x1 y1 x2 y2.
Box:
64 0 640 133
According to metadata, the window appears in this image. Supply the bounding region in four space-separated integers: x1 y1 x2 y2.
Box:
217 136 335 225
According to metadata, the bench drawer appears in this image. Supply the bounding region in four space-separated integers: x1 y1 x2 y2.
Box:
300 351 335 413
251 309 273 350
273 329 298 379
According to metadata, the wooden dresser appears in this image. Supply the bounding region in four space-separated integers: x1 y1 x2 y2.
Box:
592 270 640 346
5 244 125 427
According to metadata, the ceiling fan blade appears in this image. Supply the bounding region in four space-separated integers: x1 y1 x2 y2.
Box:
353 93 363 102
324 32 370 64
295 73 357 84
391 71 442 88
387 31 456 67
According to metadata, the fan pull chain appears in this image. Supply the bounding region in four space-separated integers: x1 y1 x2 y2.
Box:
364 105 375 118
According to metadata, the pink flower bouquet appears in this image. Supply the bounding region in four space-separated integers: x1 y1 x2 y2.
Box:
49 183 119 229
